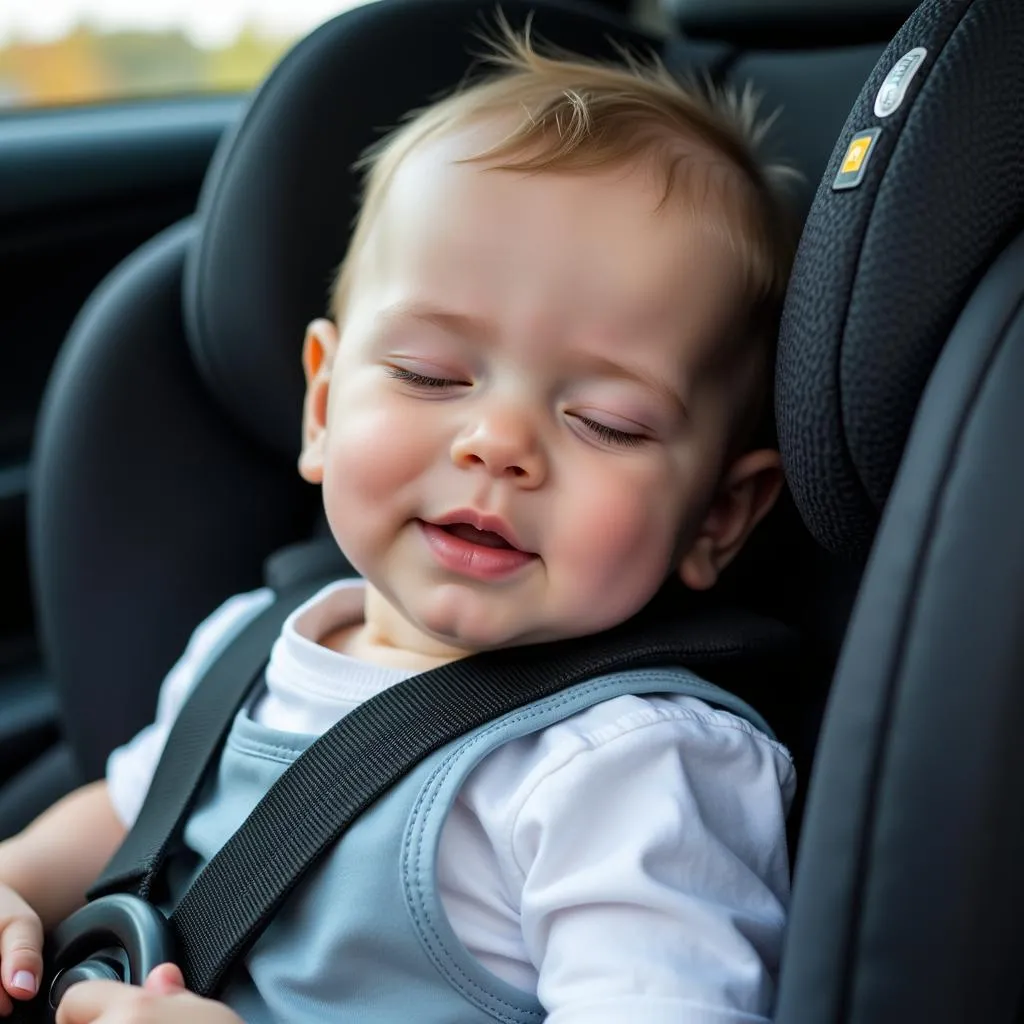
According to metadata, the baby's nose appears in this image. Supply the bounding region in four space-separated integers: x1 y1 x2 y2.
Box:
450 414 546 485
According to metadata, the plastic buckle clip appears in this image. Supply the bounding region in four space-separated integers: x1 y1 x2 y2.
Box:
47 894 176 1018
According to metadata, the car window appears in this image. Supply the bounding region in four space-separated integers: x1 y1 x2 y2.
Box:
0 0 370 108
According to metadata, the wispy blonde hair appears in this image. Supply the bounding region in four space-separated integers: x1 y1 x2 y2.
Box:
330 15 798 365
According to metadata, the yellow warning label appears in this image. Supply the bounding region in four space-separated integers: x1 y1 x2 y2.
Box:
841 137 872 175
833 128 882 192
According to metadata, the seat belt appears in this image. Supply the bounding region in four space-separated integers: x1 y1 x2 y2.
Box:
90 578 795 998
92 574 339 900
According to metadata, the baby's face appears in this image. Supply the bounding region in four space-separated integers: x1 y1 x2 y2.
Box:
304 126 762 660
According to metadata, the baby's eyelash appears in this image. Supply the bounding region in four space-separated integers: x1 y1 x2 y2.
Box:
385 366 462 388
384 372 644 447
576 416 646 448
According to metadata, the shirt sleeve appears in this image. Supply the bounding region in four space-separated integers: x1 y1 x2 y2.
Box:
105 588 275 828
506 696 796 1024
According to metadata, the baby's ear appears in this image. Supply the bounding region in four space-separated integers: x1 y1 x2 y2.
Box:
678 449 783 591
298 319 339 485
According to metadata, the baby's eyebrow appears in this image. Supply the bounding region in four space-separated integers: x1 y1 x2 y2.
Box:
573 352 690 420
376 302 496 344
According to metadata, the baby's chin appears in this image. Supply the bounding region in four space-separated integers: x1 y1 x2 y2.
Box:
413 612 536 657
405 587 560 655
410 591 630 657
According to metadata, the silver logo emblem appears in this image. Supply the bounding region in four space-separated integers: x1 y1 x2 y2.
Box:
874 47 928 118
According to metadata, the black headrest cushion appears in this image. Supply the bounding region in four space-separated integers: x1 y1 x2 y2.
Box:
182 0 655 459
776 0 1024 559
665 0 920 47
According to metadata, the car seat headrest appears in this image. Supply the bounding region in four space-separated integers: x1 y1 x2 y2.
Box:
665 0 920 47
181 0 654 460
776 0 1024 560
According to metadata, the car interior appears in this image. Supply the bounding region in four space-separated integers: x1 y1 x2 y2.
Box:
2 0 1024 1020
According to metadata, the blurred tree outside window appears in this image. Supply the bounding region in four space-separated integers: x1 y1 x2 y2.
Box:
0 2 368 108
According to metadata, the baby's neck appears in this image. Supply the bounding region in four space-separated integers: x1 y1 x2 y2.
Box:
319 620 456 673
317 584 470 673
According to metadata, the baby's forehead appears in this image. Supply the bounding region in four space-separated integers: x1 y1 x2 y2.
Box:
388 120 762 269
358 117 758 366
381 121 753 264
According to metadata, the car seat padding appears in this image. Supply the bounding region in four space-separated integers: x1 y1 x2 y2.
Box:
776 0 1024 558
776 225 1024 1024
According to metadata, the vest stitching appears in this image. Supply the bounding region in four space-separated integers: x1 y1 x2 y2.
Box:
402 670 718 1022
226 734 308 762
404 681 636 1021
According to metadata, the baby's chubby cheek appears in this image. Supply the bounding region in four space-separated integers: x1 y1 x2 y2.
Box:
324 399 435 504
551 489 681 630
318 399 440 573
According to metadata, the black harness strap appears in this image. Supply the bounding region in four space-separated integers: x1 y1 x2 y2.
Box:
92 576 337 900
92 574 794 999
172 603 788 996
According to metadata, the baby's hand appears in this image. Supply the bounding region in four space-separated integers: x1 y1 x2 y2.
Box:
55 963 244 1024
0 882 43 1016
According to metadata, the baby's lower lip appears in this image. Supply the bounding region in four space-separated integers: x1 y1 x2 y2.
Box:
419 521 537 581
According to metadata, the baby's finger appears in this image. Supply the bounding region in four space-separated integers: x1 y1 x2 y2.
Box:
54 979 133 1024
143 963 185 995
0 986 13 1018
0 915 43 1002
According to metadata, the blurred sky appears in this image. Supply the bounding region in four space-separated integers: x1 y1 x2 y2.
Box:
0 1 366 47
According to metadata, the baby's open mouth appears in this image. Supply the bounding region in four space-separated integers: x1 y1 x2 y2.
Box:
419 519 536 579
439 523 516 550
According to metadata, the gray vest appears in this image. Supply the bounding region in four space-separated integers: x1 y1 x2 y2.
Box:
162 669 770 1023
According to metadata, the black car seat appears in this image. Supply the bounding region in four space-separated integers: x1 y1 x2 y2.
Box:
772 1 1024 1019
13 0 1024 1020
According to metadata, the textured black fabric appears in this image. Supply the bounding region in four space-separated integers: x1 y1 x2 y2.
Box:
183 0 662 458
776 0 1024 558
776 230 1024 1024
164 595 794 996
